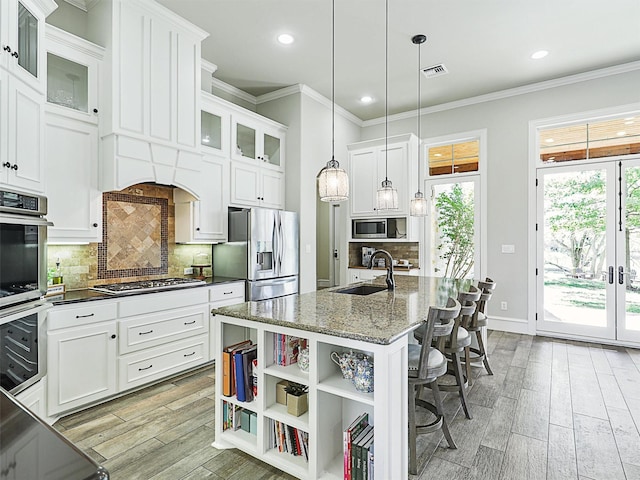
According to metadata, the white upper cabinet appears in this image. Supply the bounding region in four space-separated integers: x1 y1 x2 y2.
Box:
231 113 285 170
348 134 418 217
200 91 230 158
86 0 208 191
45 25 102 124
0 0 56 94
230 161 284 210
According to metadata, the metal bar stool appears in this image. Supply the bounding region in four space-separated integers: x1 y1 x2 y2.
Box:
408 297 461 475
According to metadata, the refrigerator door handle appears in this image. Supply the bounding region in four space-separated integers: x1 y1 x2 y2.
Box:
272 214 279 276
278 213 284 273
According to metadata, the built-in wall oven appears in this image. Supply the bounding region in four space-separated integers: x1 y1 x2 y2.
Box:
0 187 52 394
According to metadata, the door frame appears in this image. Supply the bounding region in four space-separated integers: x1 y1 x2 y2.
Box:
528 102 640 342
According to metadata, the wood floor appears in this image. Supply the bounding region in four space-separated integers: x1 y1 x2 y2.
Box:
53 331 640 480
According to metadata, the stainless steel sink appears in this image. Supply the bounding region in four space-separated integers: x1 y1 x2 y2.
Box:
333 285 389 296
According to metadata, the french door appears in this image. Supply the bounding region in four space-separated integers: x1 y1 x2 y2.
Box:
536 159 640 343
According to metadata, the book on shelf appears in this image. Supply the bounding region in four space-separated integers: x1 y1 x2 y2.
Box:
367 444 374 480
222 401 244 432
343 412 369 480
267 419 309 461
356 428 374 480
274 334 307 366
234 344 257 402
222 339 252 397
351 424 373 480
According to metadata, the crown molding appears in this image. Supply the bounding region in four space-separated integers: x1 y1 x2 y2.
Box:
201 59 218 75
257 84 363 126
210 77 256 105
362 60 640 127
45 24 104 59
62 0 104 12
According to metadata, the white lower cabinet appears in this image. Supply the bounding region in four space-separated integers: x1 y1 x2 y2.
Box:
47 320 118 416
348 268 383 284
14 378 46 419
45 284 244 417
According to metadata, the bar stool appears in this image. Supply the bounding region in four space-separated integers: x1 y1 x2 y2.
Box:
408 297 461 475
414 286 481 419
465 278 496 384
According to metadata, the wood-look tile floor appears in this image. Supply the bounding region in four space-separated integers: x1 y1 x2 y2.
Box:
54 332 640 480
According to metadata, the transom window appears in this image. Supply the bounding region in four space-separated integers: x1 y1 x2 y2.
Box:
428 139 479 176
539 114 640 163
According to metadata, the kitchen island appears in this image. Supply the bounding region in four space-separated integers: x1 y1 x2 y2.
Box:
211 275 470 479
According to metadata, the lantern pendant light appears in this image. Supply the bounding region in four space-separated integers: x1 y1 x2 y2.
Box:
318 0 349 202
375 0 398 211
410 34 428 217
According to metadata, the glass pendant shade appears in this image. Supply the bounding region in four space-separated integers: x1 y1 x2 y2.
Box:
410 191 428 216
318 158 349 202
376 178 398 210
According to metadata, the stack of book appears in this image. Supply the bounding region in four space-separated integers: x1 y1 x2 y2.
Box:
268 419 309 461
274 334 306 366
222 339 258 402
343 413 374 480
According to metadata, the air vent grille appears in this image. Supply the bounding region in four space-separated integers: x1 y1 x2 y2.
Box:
422 64 448 78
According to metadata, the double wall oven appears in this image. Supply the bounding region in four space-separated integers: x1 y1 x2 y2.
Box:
0 188 51 394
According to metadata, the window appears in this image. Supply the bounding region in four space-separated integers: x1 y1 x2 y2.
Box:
539 114 640 163
428 139 479 176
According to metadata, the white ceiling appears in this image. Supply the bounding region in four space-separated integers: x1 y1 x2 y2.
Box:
155 0 640 121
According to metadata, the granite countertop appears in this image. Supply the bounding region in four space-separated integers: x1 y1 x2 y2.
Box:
349 265 420 271
46 276 244 305
212 275 471 345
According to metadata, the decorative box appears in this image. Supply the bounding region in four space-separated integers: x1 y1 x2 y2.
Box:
240 410 251 433
286 392 308 417
276 380 289 405
46 284 66 296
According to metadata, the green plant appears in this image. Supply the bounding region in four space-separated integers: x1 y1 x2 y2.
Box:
284 382 308 397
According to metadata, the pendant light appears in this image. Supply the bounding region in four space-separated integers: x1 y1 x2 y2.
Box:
376 0 398 211
410 34 428 217
318 0 349 202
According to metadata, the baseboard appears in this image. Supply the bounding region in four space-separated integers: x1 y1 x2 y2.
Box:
317 279 331 289
487 316 530 334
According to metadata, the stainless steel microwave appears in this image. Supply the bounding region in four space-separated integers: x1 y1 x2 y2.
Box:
352 218 398 239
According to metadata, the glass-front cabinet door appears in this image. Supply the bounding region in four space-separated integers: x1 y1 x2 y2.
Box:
231 114 285 170
201 92 230 157
233 119 257 162
45 25 102 123
17 2 38 78
262 130 282 169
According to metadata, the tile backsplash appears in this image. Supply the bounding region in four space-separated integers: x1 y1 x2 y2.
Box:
348 242 420 268
47 183 213 291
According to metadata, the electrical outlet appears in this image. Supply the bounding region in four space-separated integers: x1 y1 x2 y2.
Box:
500 301 508 311
184 267 194 275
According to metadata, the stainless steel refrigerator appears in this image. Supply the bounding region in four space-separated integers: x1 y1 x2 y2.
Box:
213 208 299 301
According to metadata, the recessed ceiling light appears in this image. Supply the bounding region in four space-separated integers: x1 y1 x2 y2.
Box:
434 153 442 157
625 120 635 125
277 33 294 45
531 50 549 60
545 138 554 143
617 131 627 136
360 96 373 104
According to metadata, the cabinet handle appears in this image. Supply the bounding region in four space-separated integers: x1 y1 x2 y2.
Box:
11 51 18 59
223 291 233 295
93 108 98 114
138 329 154 335
11 164 18 171
111 334 116 339
2 162 11 168
3 45 11 53
76 313 95 318
183 351 196 357
138 364 153 371
184 320 196 325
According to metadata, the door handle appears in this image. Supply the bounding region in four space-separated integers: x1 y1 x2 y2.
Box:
608 266 614 284
619 266 625 285
334 249 339 259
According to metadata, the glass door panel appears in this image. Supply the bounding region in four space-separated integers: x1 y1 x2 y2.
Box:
424 178 478 279
618 161 640 342
235 123 256 160
47 53 88 112
17 2 38 78
263 133 280 167
537 166 615 339
201 111 222 149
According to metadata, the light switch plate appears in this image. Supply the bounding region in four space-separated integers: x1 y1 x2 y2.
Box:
501 244 515 254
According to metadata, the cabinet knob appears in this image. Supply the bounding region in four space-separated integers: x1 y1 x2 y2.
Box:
3 45 11 53
11 51 18 59
93 223 98 227
196 227 200 231
111 334 116 339
93 108 98 114
2 162 10 169
11 164 18 171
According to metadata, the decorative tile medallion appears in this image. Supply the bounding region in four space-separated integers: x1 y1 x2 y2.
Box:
98 192 169 279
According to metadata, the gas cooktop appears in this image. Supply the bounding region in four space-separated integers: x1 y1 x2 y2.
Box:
91 278 205 295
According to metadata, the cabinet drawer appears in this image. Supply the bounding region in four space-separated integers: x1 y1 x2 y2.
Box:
118 305 209 354
48 302 118 329
118 288 209 318
209 282 244 304
118 334 209 391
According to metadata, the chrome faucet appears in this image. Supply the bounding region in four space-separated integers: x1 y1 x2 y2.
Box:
367 249 395 290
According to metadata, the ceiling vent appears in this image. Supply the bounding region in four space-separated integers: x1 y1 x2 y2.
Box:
422 63 448 78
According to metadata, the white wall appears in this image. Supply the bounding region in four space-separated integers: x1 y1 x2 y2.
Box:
361 69 640 333
258 89 360 293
